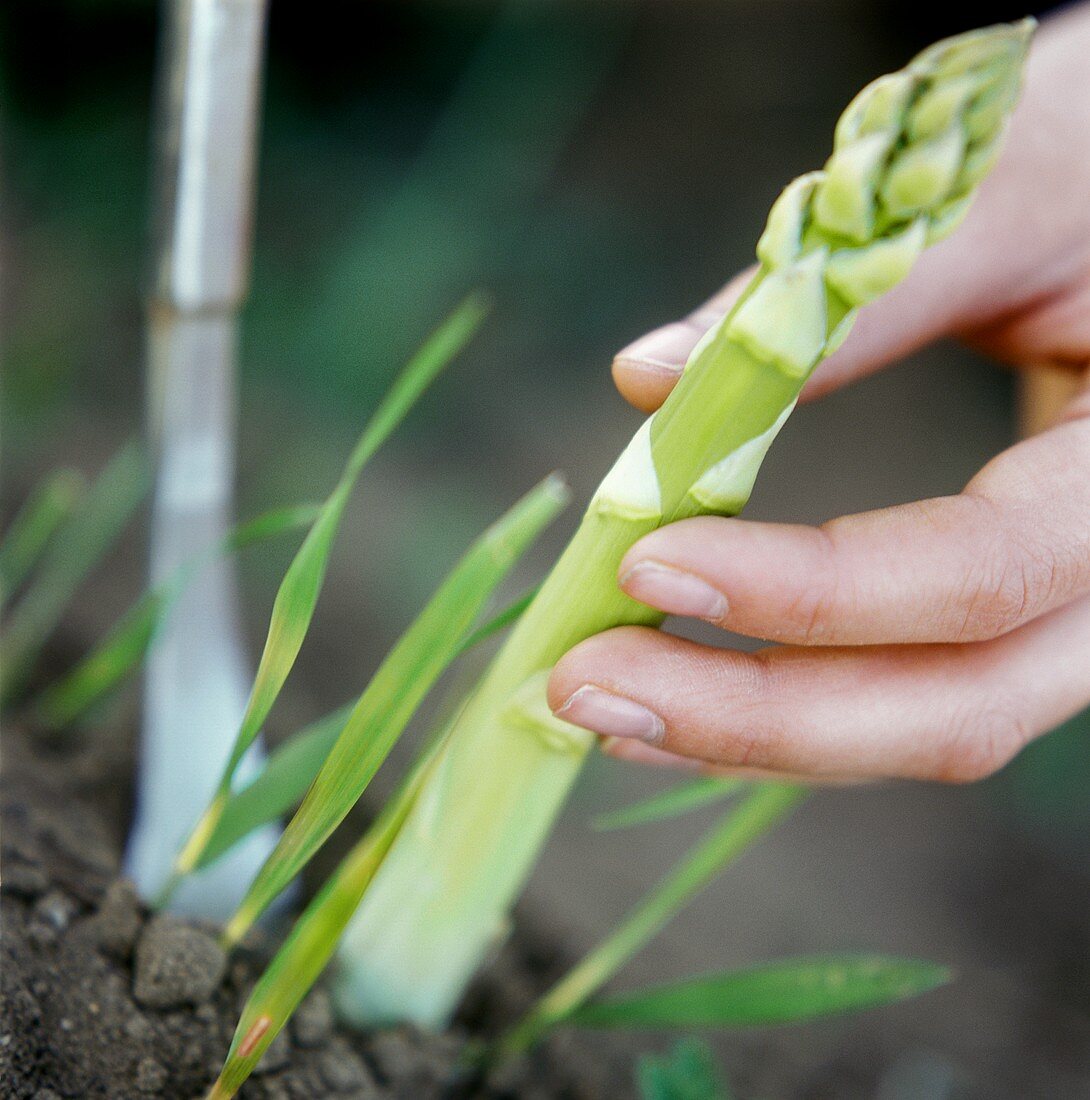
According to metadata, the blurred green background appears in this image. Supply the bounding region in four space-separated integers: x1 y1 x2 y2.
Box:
2 1 1088 1096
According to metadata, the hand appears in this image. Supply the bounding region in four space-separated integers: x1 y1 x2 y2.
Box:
548 6 1090 784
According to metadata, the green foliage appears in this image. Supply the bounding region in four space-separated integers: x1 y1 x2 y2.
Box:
220 292 489 788
195 585 539 872
0 468 84 608
594 777 744 832
0 442 148 703
455 585 539 657
637 1039 733 1100
576 955 951 1029
34 504 320 731
172 295 489 878
195 704 353 872
206 477 568 1097
207 743 443 1100
334 23 1035 1024
36 589 167 729
501 784 807 1054
222 474 568 944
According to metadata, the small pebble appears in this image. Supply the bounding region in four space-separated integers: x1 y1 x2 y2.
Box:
34 888 76 932
133 915 226 1009
368 1028 419 1082
291 988 333 1048
27 890 78 947
134 1056 168 1094
319 1039 376 1094
1 857 48 899
93 879 143 959
134 1056 168 1091
124 1014 156 1043
260 1082 292 1100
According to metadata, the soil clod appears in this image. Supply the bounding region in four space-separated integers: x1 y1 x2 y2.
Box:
292 988 334 1049
133 914 227 1009
93 878 143 960
318 1039 376 1094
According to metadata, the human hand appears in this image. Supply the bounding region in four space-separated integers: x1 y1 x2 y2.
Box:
548 6 1090 784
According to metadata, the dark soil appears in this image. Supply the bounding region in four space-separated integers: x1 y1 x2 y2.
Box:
0 727 638 1100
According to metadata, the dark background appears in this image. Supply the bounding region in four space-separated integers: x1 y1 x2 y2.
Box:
2 2 1088 1097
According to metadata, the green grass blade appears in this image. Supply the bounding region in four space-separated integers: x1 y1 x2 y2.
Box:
0 442 149 704
455 584 539 657
637 1039 732 1100
575 954 951 1030
207 732 448 1099
33 504 320 730
0 468 85 607
501 783 807 1053
195 703 354 871
172 294 489 877
34 590 169 729
196 584 534 871
594 777 745 832
222 474 569 944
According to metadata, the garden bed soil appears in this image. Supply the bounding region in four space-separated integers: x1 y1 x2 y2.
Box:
0 724 640 1100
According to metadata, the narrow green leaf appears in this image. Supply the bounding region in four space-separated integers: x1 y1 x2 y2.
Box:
1 442 149 703
196 583 533 871
35 590 169 729
208 720 450 1099
575 954 951 1029
195 703 353 871
455 583 539 657
595 777 745 832
223 474 569 945
33 504 320 731
173 294 489 876
501 783 807 1053
0 468 85 607
637 1039 732 1100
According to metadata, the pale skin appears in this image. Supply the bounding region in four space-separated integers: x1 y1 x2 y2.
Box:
548 4 1090 784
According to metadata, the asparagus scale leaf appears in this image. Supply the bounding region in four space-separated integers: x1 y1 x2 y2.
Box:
337 20 1036 1028
573 955 951 1029
170 294 489 879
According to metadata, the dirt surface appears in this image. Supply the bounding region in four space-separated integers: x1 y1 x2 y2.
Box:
0 727 640 1100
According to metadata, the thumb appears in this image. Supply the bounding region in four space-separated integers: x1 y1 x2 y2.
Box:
610 244 971 414
612 7 1090 415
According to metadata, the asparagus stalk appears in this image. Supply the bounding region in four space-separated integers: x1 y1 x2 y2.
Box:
336 21 1034 1028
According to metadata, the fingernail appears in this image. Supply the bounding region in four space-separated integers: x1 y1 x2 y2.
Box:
619 560 728 620
601 738 703 771
556 686 665 744
614 324 693 376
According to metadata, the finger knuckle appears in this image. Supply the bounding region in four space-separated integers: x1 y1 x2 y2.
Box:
723 722 785 771
702 651 784 769
781 527 840 644
956 532 1062 642
933 699 1027 783
956 486 1090 641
